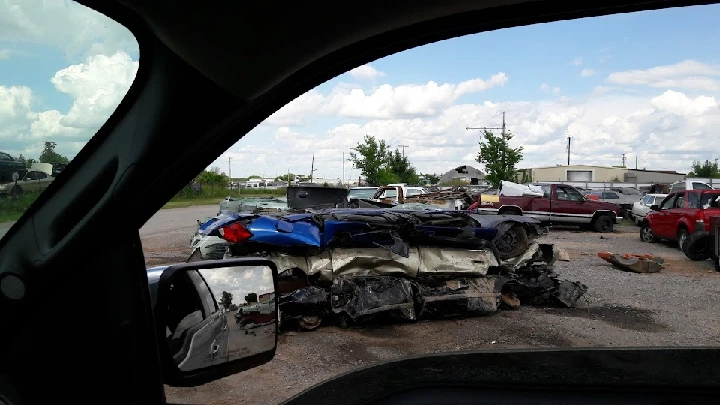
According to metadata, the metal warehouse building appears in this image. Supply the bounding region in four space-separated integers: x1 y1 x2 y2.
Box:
532 164 685 184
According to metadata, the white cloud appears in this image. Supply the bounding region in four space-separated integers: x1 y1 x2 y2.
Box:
606 60 720 90
573 57 584 66
348 64 385 80
580 68 596 77
0 49 9 60
200 266 274 305
0 0 137 60
649 90 719 116
0 51 139 158
211 62 720 177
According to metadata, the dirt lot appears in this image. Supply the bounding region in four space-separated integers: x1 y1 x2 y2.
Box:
141 216 720 405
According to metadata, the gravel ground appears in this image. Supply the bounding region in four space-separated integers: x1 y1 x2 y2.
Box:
150 222 720 405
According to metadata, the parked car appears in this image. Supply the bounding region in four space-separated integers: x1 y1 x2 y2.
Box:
639 189 720 251
631 193 668 225
0 169 54 198
476 183 621 233
0 151 25 185
669 180 714 193
584 190 640 218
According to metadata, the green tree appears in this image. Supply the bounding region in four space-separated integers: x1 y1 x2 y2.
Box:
688 160 720 178
245 292 258 304
387 149 420 184
275 173 295 182
195 168 230 196
476 130 524 189
349 135 393 186
422 173 440 184
350 135 421 185
220 291 233 310
39 141 69 165
248 175 262 179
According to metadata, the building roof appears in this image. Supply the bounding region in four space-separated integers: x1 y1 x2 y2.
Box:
627 168 686 175
439 165 485 183
532 164 626 170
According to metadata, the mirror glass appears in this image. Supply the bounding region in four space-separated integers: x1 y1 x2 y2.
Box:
161 265 276 372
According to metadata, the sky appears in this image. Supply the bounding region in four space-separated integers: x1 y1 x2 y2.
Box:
1 1 720 181
200 266 274 306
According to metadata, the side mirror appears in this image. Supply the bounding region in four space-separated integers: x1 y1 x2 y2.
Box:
650 205 660 211
148 258 278 387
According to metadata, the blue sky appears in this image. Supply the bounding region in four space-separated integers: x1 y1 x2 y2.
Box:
1 2 720 180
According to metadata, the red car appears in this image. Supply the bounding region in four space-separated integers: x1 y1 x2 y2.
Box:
640 189 720 253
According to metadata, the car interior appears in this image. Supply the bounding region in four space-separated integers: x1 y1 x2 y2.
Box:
0 0 719 404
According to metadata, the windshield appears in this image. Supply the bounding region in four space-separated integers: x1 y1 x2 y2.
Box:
8 2 720 404
348 188 377 199
0 0 138 238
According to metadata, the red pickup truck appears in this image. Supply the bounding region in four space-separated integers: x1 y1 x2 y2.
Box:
640 189 720 257
475 183 622 233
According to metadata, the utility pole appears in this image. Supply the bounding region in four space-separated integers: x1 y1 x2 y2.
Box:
310 154 317 183
636 156 638 170
622 153 626 167
466 111 505 134
398 144 409 157
467 111 508 169
228 157 232 179
567 137 571 166
342 152 345 187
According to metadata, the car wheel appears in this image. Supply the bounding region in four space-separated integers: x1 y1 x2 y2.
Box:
683 233 710 261
640 225 658 243
298 315 322 331
677 228 690 251
594 215 614 233
494 223 529 259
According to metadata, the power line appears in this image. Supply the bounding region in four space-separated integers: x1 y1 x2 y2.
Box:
466 111 506 134
398 144 409 157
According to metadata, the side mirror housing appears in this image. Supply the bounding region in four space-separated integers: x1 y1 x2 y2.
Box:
147 258 278 387
650 205 660 211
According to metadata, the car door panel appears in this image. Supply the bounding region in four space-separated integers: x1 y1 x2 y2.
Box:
654 194 678 239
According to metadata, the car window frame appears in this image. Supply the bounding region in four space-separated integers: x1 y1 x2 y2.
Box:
660 193 677 210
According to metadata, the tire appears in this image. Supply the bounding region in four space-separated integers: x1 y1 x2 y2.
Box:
640 224 659 243
494 224 529 259
593 215 614 233
683 233 710 261
676 228 690 251
298 315 322 331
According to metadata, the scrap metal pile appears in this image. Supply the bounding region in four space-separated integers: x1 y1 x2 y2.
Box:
191 208 588 331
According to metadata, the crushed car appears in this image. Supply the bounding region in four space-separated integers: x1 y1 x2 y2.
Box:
189 207 588 331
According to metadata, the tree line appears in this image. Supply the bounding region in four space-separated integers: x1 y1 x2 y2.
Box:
349 131 523 188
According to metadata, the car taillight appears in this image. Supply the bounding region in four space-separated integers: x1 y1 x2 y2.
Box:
218 222 253 243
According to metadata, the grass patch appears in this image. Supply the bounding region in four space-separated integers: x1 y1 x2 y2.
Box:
0 193 40 222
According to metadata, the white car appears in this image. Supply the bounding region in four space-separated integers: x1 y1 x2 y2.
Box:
631 193 668 225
